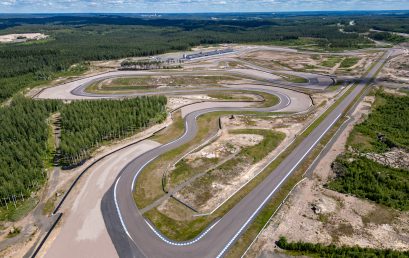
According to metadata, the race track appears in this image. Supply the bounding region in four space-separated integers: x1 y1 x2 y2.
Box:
36 47 397 258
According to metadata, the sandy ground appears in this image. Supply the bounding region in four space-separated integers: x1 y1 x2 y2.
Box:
41 140 160 258
240 49 380 78
379 49 409 83
245 95 409 257
0 33 47 43
186 133 263 161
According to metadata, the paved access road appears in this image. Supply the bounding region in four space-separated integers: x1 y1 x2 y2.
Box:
98 49 395 258
44 140 160 258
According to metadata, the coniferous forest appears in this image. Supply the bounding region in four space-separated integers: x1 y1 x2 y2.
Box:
60 97 167 166
0 96 167 202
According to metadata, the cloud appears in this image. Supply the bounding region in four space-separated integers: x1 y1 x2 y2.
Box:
1 0 409 13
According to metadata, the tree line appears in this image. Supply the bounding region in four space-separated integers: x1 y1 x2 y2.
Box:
276 236 409 257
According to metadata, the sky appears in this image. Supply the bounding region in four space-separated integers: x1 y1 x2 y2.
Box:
1 0 409 13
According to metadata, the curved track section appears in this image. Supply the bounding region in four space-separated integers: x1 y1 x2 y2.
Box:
35 53 335 258
101 89 292 258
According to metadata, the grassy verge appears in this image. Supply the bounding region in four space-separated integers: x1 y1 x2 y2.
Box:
151 111 185 144
207 92 254 101
43 194 57 216
326 80 345 92
172 129 285 206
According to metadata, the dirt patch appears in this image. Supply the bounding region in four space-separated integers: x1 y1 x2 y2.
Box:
187 133 263 161
0 33 48 43
246 93 409 257
363 148 409 170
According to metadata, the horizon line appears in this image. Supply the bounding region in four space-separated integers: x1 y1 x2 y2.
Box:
1 10 409 15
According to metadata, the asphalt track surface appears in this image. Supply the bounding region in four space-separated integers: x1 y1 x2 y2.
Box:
38 47 397 257
98 50 394 258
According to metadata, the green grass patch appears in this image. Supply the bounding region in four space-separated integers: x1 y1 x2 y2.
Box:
231 129 285 163
144 198 209 241
86 75 239 93
340 57 360 68
42 195 57 216
321 56 343 68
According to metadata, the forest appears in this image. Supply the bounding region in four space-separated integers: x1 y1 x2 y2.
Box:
0 97 62 202
0 96 167 203
0 13 383 102
60 97 167 166
276 236 409 258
